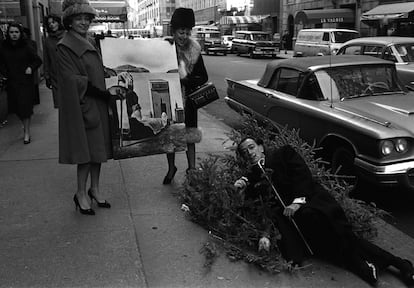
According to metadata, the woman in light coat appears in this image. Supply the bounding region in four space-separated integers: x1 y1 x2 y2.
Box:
57 0 123 215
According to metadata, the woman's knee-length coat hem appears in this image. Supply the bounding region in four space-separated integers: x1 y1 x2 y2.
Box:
57 31 112 164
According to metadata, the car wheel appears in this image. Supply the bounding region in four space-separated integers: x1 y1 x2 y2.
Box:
206 50 210 55
223 52 227 56
331 147 358 187
250 51 255 59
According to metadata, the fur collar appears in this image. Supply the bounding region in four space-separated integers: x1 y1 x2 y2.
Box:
176 37 201 77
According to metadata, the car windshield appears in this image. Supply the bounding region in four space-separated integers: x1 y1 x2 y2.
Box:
314 65 404 100
333 31 359 43
393 43 414 62
204 32 221 40
252 34 271 41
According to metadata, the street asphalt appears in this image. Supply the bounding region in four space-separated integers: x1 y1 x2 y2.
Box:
0 59 413 287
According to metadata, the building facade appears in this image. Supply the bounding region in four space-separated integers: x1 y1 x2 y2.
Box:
1 0 49 56
176 0 226 25
282 0 414 45
134 0 176 34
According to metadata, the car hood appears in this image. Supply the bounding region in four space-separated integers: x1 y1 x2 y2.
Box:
336 94 414 133
396 62 414 72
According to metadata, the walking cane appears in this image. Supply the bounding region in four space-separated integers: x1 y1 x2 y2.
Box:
257 158 314 256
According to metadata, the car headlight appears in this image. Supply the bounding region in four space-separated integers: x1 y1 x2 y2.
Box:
380 138 409 156
395 138 408 153
381 140 394 156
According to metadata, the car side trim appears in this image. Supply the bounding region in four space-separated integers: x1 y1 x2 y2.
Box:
333 106 392 127
355 158 414 175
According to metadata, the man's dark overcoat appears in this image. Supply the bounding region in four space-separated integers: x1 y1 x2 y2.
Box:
56 30 112 164
244 145 352 263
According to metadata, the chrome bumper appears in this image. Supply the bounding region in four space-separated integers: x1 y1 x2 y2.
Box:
355 158 414 175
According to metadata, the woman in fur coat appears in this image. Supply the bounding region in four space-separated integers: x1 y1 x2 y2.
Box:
163 7 209 185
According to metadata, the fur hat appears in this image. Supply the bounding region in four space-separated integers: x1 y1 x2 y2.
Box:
62 0 97 21
170 8 195 29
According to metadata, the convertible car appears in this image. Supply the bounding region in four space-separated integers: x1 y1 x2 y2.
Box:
225 55 414 190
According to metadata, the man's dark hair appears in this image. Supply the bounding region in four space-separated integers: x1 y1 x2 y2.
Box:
236 137 264 158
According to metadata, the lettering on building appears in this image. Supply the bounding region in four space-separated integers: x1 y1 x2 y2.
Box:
320 17 344 23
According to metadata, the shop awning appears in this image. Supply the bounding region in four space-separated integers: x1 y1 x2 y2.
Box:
90 1 128 22
295 8 355 25
361 2 414 21
219 15 269 25
0 1 21 18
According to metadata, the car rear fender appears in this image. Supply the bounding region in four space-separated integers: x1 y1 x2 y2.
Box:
226 78 237 99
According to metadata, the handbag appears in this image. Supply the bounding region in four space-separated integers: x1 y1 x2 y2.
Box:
187 82 219 109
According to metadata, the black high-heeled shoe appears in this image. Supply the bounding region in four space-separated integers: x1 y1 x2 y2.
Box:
400 259 414 285
163 166 177 185
73 194 95 215
88 189 111 208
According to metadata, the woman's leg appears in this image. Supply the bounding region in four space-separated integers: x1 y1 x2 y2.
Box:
166 152 176 172
186 143 195 170
89 163 103 201
163 153 177 184
76 163 91 209
22 117 30 141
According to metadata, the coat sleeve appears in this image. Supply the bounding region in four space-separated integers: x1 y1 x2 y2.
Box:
281 145 315 200
43 40 51 80
27 44 42 71
57 45 88 102
56 44 90 163
181 54 208 93
0 49 5 77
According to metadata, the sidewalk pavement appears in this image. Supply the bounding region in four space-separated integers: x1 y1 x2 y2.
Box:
0 82 413 288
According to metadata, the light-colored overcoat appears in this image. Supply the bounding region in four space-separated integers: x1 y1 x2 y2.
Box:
57 30 112 164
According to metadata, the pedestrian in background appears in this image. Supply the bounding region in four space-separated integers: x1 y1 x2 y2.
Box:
0 22 42 144
43 14 65 108
163 7 209 185
57 0 125 215
22 27 41 106
281 29 289 54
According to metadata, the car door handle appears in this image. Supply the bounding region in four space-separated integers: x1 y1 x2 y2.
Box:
265 93 275 99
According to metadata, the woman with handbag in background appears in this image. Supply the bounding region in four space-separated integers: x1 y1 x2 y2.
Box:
0 22 42 144
163 7 209 185
57 0 124 215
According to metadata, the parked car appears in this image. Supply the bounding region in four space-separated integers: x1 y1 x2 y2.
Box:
337 36 414 90
225 55 414 190
193 31 228 56
294 28 359 57
232 30 279 58
221 35 234 53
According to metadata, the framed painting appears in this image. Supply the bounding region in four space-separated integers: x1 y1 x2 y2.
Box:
101 38 201 159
